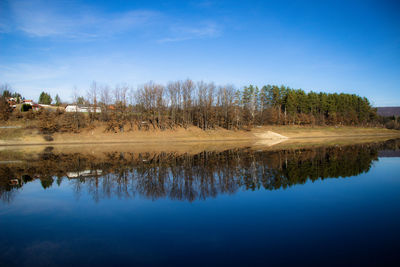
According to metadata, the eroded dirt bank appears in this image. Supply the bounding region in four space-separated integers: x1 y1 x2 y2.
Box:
0 125 399 147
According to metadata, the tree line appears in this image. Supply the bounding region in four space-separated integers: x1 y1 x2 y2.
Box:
79 80 380 132
0 80 382 132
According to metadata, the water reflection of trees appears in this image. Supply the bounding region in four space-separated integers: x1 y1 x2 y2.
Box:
1 139 399 203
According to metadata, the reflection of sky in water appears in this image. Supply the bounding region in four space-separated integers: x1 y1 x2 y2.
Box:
1 153 400 266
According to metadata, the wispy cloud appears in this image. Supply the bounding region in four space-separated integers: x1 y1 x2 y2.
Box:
0 0 225 101
158 22 220 43
8 0 161 39
5 0 222 42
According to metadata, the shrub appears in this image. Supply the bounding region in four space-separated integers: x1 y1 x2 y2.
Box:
0 97 12 121
13 109 23 119
58 112 87 133
385 120 400 130
37 110 59 134
23 110 35 121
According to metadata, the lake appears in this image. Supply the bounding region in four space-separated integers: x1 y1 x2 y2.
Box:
1 139 400 266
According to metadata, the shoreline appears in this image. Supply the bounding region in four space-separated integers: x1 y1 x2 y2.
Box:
1 125 399 147
0 133 400 147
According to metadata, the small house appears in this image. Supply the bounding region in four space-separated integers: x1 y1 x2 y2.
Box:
65 105 101 113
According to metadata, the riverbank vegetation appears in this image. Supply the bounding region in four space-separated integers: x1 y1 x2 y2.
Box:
0 80 395 135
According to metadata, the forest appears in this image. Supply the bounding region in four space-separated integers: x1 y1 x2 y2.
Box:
0 80 384 133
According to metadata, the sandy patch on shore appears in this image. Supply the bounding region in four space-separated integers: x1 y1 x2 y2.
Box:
253 131 288 139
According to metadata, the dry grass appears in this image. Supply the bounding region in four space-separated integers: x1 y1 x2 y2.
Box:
0 128 24 140
260 125 399 138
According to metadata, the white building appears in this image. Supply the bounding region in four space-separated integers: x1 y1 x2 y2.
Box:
65 105 101 113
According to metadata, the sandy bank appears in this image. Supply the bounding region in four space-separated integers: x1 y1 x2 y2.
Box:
0 125 399 147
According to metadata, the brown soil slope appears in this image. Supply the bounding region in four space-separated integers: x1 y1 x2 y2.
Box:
0 125 399 146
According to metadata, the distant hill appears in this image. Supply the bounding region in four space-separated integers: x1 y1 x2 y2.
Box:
376 107 400 117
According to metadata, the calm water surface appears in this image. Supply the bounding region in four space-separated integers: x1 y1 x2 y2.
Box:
1 140 400 266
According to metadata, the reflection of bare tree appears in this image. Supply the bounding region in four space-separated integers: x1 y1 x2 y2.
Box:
1 139 400 203
0 188 17 203
71 178 83 201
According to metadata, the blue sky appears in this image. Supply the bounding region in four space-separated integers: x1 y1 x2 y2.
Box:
0 0 399 106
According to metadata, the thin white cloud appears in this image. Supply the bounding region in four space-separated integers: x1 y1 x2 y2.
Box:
0 1 225 101
5 0 222 43
158 22 220 43
8 0 161 39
